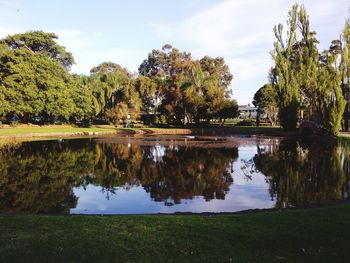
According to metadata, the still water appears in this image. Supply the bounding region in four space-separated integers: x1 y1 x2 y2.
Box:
0 135 349 214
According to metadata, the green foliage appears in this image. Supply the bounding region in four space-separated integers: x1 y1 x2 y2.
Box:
270 4 300 131
340 18 350 130
0 31 236 127
134 76 157 113
270 4 346 134
253 84 278 125
0 32 92 123
214 99 239 125
105 102 129 125
88 61 140 121
139 45 233 125
236 118 255 126
278 99 299 131
317 51 345 135
0 30 74 69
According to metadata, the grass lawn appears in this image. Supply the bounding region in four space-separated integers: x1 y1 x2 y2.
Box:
0 125 285 138
0 204 349 262
0 125 118 136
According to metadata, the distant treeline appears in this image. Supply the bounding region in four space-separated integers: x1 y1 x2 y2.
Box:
0 32 238 126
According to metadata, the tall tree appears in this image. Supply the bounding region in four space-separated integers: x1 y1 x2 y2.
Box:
89 62 138 120
0 32 91 123
317 49 345 135
270 4 345 135
340 16 350 130
139 44 194 124
133 76 157 113
0 31 74 70
139 45 233 125
270 4 300 131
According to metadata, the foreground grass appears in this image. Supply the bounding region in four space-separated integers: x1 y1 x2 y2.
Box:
0 204 349 262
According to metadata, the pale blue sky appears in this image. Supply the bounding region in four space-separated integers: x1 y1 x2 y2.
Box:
0 0 349 104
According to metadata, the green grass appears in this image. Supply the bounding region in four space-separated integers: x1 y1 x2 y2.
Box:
1 204 349 262
0 125 117 136
0 125 284 138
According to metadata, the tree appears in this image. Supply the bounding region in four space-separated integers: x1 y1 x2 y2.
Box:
89 62 137 120
70 74 95 120
105 102 129 125
199 56 233 89
139 44 193 124
214 99 239 125
139 45 234 125
340 16 350 130
0 31 74 69
181 65 210 124
317 49 345 135
253 84 278 126
270 4 300 131
270 4 345 135
0 32 91 123
133 76 157 113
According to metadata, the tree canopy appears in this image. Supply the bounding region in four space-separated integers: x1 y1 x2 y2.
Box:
0 35 238 126
0 41 92 123
0 31 75 69
139 45 236 125
268 4 346 135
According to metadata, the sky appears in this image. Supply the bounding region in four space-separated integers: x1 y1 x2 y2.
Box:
0 0 349 105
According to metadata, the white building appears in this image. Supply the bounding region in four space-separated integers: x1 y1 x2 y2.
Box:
238 104 259 119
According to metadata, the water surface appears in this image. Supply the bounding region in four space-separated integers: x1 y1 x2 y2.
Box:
0 135 349 214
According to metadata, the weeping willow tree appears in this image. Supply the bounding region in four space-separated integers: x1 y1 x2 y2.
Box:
88 62 142 123
270 4 346 135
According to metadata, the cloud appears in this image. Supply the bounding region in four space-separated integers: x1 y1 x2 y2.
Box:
151 0 350 104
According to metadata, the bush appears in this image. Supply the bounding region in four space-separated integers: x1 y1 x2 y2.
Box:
156 115 167 125
236 118 256 126
10 120 19 127
78 119 92 128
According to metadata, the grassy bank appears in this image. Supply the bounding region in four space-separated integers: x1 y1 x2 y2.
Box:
0 125 193 138
0 204 349 262
0 125 285 139
0 125 116 135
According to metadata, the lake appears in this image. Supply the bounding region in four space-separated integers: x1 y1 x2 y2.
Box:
0 135 349 214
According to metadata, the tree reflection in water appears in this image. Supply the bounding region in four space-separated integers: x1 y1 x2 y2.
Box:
1 137 349 214
0 139 238 213
252 138 350 208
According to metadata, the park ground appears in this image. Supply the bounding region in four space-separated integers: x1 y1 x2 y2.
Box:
0 204 349 262
3 124 350 139
1 125 350 262
0 124 288 139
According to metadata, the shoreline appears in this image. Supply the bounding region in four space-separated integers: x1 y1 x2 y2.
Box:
0 126 193 139
0 125 292 140
2 199 349 217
